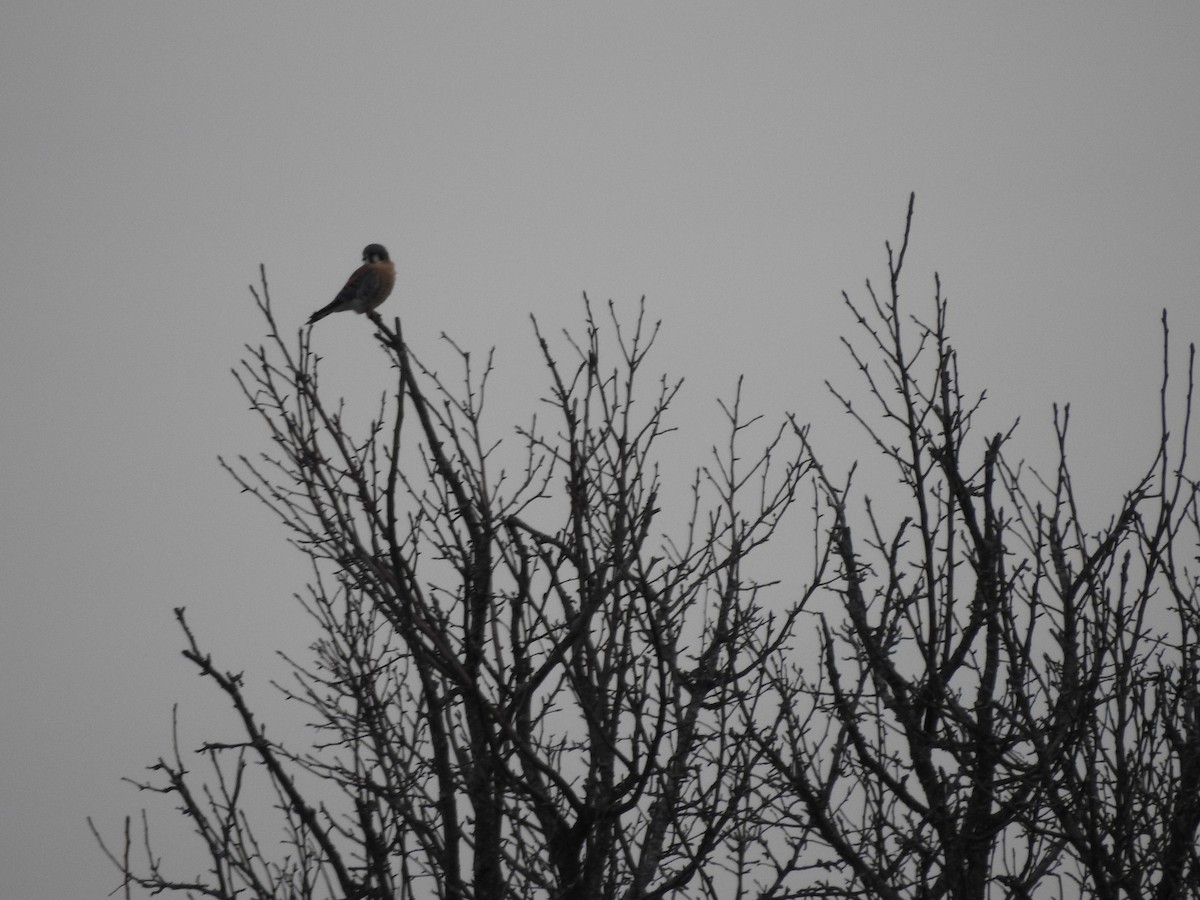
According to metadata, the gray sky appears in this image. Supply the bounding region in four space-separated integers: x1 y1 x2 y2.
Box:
3 5 1199 898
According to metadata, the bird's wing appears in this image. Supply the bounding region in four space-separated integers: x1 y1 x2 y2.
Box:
330 263 376 308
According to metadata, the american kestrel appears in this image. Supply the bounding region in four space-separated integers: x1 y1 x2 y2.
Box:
307 244 396 325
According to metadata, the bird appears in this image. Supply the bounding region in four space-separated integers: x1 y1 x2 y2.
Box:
307 244 396 325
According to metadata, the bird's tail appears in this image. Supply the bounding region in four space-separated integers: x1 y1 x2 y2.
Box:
307 303 336 325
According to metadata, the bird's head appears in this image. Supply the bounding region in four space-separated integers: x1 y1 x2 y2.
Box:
362 244 390 263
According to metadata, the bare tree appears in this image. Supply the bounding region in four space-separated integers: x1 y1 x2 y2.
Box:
1020 327 1200 900
94 280 811 900
754 196 1200 899
95 199 1200 900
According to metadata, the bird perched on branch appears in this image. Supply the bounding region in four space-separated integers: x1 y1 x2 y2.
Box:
307 244 395 325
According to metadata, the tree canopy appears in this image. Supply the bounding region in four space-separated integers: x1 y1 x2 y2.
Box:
94 199 1200 900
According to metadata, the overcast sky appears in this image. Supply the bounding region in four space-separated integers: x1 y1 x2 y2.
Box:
3 5 1199 898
